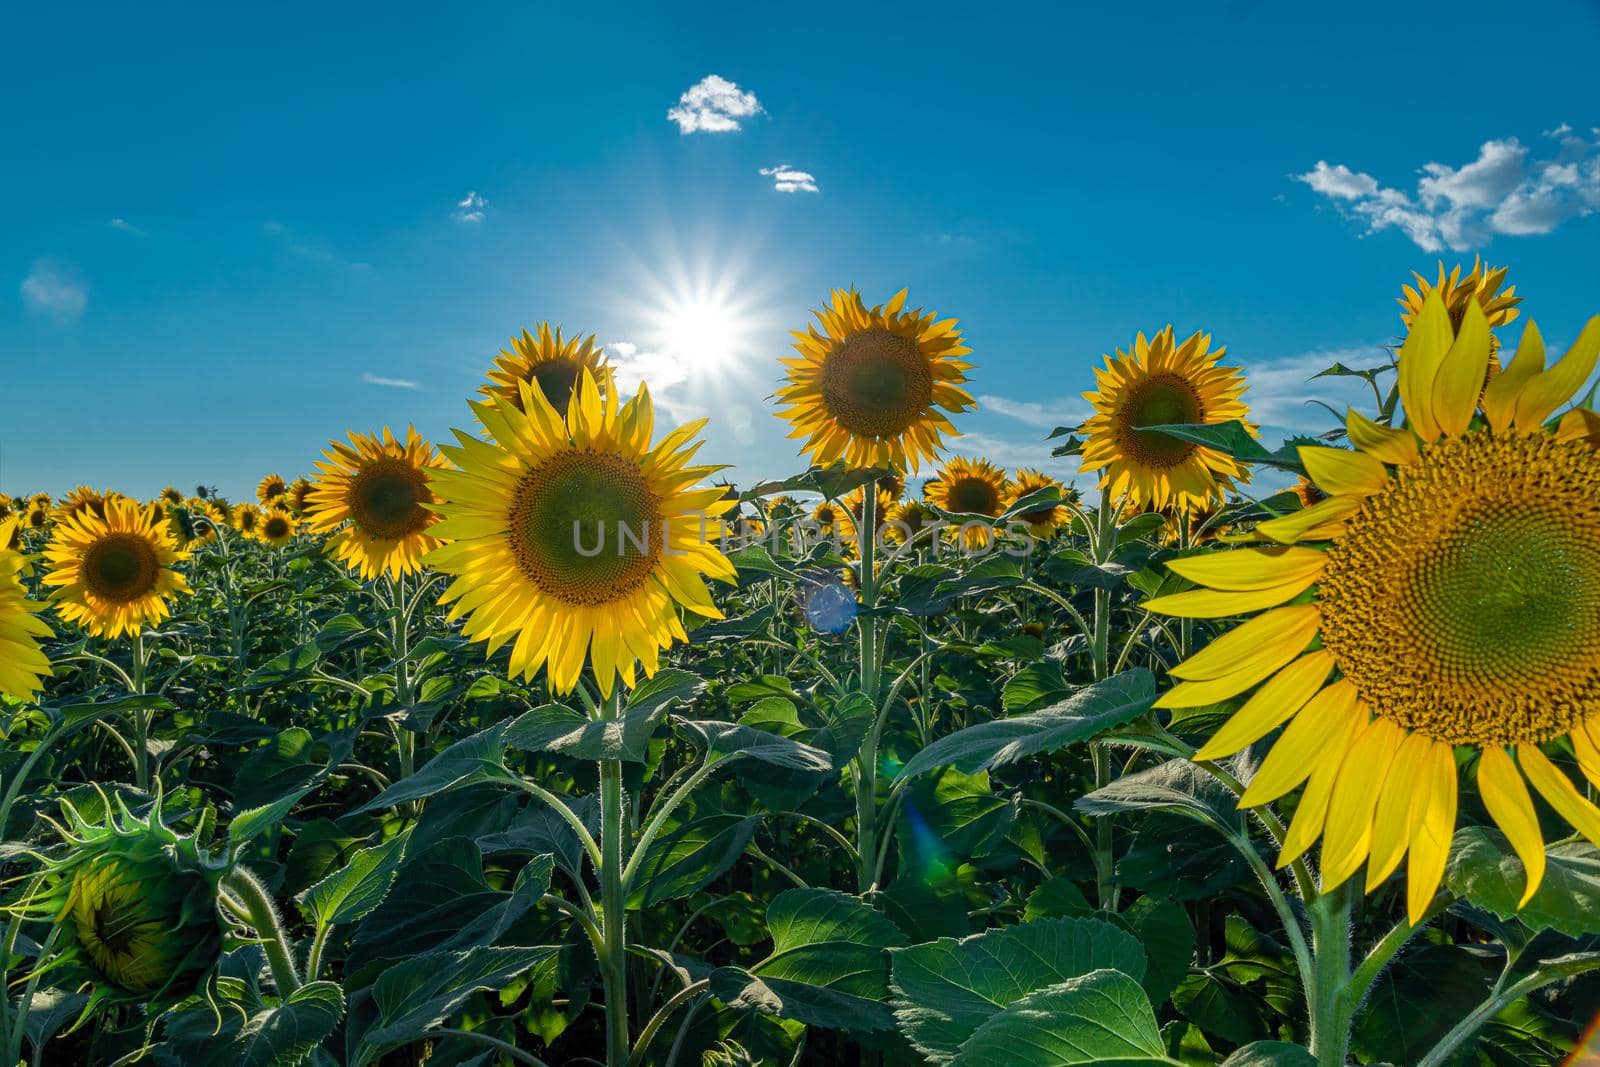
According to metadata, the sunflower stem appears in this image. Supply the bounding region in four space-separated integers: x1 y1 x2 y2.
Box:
1308 880 1353 1067
223 866 301 995
854 485 882 893
598 687 631 1067
131 628 150 792
1089 488 1119 909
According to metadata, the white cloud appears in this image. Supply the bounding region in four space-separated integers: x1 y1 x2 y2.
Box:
454 191 487 223
605 341 704 420
760 165 819 193
108 217 147 237
976 394 1089 429
1295 131 1600 251
667 75 763 134
1240 345 1386 437
20 259 87 321
361 372 420 390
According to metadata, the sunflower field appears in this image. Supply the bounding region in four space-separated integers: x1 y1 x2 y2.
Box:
4 262 1600 1067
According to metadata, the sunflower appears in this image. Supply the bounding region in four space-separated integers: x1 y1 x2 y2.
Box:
775 288 974 473
286 477 314 516
483 322 612 419
205 499 233 527
256 473 288 506
1146 293 1600 922
883 499 938 546
43 495 190 639
811 500 843 534
306 427 448 580
0 518 52 700
23 500 51 532
427 370 735 696
0 494 12 520
923 457 1009 549
1005 469 1074 538
1080 327 1253 513
232 503 264 540
1399 257 1520 367
257 509 295 547
159 486 185 507
55 486 110 525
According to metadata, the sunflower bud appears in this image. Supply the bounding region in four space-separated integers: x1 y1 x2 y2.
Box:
15 792 227 1001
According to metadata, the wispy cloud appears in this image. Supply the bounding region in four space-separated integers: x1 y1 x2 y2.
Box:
1241 345 1387 438
940 430 1088 484
108 217 148 237
20 259 87 321
361 372 421 390
977 394 1090 430
1295 127 1600 251
263 221 372 272
667 75 763 134
605 341 704 420
760 165 819 193
454 190 487 223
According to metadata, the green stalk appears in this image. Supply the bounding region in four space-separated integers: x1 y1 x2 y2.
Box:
223 866 301 995
853 487 882 893
131 629 150 792
598 688 631 1067
1088 489 1118 908
1308 881 1353 1067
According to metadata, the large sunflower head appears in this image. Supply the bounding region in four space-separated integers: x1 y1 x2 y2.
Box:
428 370 736 696
43 495 191 639
775 288 974 473
1399 257 1520 364
0 518 52 701
10 792 226 1003
1146 293 1600 922
305 427 448 580
923 456 1009 549
1005 468 1074 538
483 322 612 420
1080 327 1254 513
255 473 288 506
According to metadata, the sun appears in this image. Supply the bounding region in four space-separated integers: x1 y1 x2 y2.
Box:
663 294 743 368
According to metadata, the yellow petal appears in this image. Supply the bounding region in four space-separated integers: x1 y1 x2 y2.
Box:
1519 745 1600 846
1320 717 1404 890
1143 575 1316 619
1241 681 1360 806
1481 319 1546 434
1365 731 1434 890
1157 635 1313 709
1513 316 1600 431
1346 408 1419 467
1255 496 1363 545
1194 650 1333 761
1166 546 1328 592
1407 743 1459 925
1432 299 1491 437
1278 712 1364 868
1570 723 1600 791
1169 605 1321 681
1300 446 1390 497
1397 289 1454 442
1555 407 1600 446
1477 747 1546 906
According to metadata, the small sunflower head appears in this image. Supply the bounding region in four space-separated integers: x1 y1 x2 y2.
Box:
14 793 227 1004
286 477 314 516
483 322 613 419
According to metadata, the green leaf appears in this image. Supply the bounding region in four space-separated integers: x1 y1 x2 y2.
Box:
504 701 663 762
1220 1041 1317 1067
621 667 704 719
1125 896 1194 1007
1075 759 1240 831
673 719 833 771
1022 879 1090 920
900 768 1017 861
1351 944 1490 1064
890 916 1148 1063
354 723 511 813
627 792 761 908
359 946 555 1057
898 670 1155 780
1172 972 1262 1046
1141 420 1305 474
298 831 411 929
715 888 907 1032
1445 826 1600 936
947 970 1176 1067
162 981 346 1067
228 784 315 852
691 606 775 641
347 839 505 972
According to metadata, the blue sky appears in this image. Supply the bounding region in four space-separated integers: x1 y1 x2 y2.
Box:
5 1 1599 500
